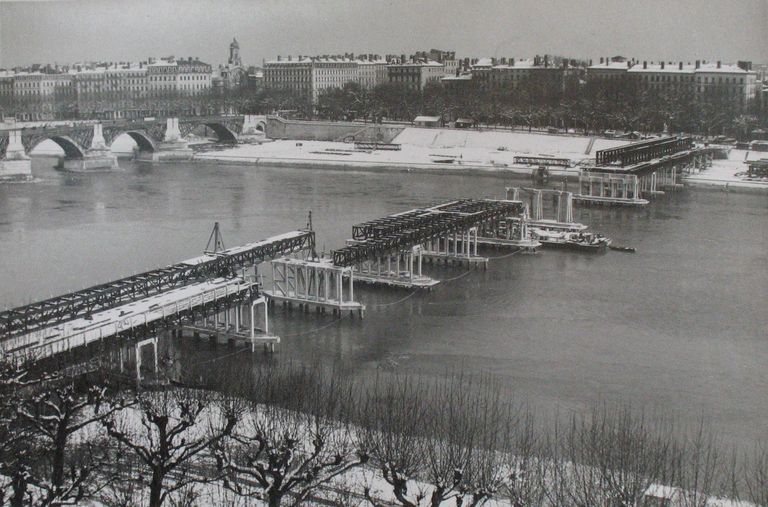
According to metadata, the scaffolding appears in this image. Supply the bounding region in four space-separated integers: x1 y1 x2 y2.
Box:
264 258 365 318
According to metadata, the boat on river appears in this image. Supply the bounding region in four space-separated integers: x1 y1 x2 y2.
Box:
531 228 611 252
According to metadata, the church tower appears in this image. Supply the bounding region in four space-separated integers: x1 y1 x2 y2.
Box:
228 38 241 67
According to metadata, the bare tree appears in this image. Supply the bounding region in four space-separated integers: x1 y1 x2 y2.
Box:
503 411 546 507
674 420 723 507
102 388 240 507
742 443 768 507
15 379 131 505
214 364 367 507
362 374 512 507
360 374 430 507
0 353 50 507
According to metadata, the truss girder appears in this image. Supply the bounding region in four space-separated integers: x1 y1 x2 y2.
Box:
0 231 314 340
334 200 521 266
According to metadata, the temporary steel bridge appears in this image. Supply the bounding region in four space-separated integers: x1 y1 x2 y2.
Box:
595 136 694 167
332 199 523 267
0 229 315 340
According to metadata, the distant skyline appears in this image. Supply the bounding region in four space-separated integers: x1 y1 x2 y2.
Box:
1 0 766 68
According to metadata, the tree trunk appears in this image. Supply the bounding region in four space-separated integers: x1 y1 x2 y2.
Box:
268 491 282 507
51 428 68 491
10 468 27 507
148 468 164 507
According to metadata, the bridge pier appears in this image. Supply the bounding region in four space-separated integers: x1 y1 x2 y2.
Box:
0 130 32 181
60 124 118 172
238 114 268 144
137 118 193 162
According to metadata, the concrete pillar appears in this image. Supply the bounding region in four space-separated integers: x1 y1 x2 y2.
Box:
417 248 423 276
4 130 28 160
164 118 181 142
250 303 255 338
91 123 107 150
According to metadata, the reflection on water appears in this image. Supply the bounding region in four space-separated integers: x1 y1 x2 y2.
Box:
1 156 766 449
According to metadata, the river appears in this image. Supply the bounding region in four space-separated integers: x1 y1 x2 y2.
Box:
1 157 766 449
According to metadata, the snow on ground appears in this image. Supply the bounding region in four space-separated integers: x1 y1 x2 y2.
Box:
392 127 625 156
195 127 629 176
684 149 768 190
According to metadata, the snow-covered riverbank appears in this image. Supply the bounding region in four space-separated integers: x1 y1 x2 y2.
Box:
193 128 627 179
684 149 768 193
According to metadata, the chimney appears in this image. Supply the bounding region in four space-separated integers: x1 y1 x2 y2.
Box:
695 60 700 69
679 61 683 70
589 59 592 66
277 55 281 61
600 57 604 64
627 61 631 68
511 57 515 66
491 57 497 66
643 61 647 69
401 54 406 63
661 61 665 69
544 55 549 67
717 61 721 69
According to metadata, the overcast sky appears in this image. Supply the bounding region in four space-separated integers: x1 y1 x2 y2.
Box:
1 0 766 68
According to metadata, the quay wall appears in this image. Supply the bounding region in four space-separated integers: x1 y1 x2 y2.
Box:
266 117 404 143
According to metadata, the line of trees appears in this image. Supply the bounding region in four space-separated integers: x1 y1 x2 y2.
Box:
315 77 765 139
1 354 766 506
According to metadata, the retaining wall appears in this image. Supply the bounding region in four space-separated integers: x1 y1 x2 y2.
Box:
266 117 404 143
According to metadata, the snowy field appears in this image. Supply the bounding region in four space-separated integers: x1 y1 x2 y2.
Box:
194 128 629 176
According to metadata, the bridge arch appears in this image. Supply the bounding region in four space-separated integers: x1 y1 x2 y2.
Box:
120 131 157 152
201 123 239 143
29 136 86 159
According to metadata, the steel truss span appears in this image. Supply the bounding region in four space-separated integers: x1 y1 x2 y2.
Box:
333 199 523 267
595 136 694 167
0 230 315 340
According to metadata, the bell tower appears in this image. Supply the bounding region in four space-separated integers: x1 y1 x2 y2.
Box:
228 37 241 67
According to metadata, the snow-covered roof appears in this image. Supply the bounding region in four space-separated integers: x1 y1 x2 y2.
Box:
388 60 444 67
414 116 441 122
265 57 313 64
588 61 632 70
442 74 472 81
628 64 694 74
696 63 751 74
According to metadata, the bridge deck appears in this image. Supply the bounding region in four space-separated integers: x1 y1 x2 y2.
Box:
333 199 523 267
0 230 314 340
4 276 254 361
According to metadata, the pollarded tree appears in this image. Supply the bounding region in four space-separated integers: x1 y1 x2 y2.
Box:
0 352 54 507
360 375 431 507
214 365 367 507
15 378 132 506
101 388 241 507
362 374 511 507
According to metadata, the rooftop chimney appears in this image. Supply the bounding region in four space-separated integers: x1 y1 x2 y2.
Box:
277 55 281 61
511 57 516 66
661 61 665 69
717 61 721 68
643 61 647 69
679 61 683 70
695 60 700 69
544 55 549 67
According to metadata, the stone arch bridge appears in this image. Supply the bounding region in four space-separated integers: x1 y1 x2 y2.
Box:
0 115 266 177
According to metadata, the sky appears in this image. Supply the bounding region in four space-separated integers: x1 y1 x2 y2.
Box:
1 0 766 68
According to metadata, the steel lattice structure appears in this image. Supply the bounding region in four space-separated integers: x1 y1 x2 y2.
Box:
334 199 522 267
595 136 694 167
0 230 314 340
